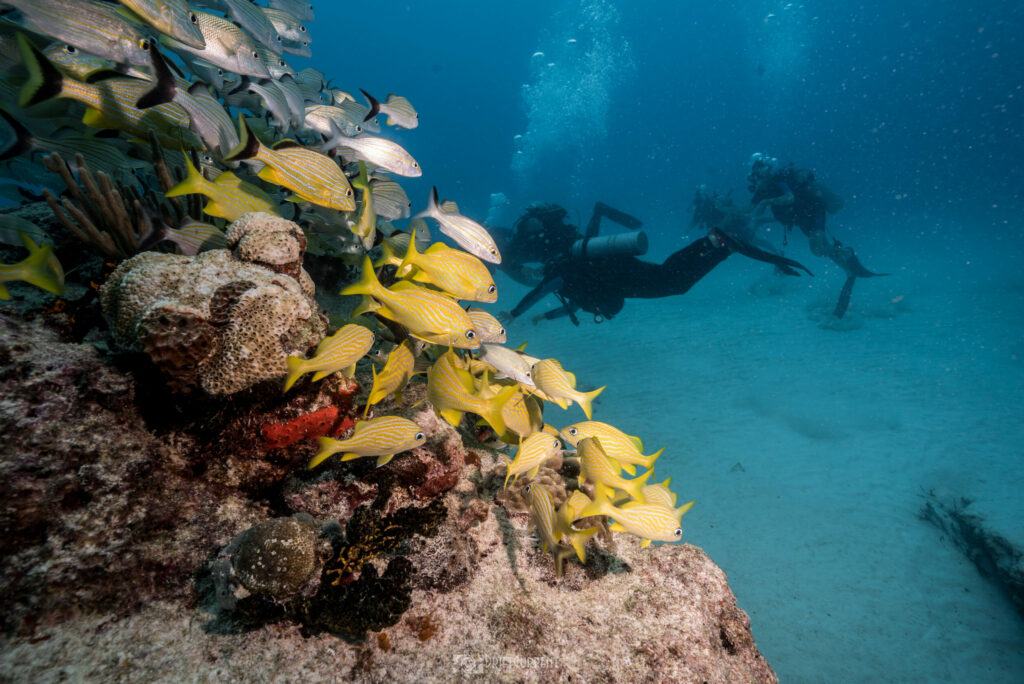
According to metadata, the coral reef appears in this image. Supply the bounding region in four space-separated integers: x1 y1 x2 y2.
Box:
100 212 326 394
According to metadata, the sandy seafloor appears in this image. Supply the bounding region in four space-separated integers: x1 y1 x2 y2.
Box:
494 215 1024 683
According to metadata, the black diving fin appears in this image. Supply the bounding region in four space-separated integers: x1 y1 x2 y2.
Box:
711 228 814 277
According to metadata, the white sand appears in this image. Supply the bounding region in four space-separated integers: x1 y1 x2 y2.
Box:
494 223 1024 682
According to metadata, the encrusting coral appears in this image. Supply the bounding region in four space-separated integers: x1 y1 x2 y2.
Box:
99 212 326 394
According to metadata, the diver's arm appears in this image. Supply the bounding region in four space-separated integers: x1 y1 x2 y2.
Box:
754 181 794 215
532 301 577 325
500 275 564 323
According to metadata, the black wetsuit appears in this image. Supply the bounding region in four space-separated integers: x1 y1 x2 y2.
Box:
509 233 810 323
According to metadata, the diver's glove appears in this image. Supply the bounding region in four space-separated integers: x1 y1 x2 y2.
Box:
709 228 813 277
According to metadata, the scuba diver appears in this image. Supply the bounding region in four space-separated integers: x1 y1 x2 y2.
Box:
746 153 887 318
689 184 781 257
497 201 813 326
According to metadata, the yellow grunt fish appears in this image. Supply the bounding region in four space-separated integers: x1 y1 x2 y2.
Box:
165 153 279 222
364 340 416 417
342 256 480 349
559 421 663 476
283 323 375 392
555 490 600 563
163 219 227 256
524 483 597 577
641 478 677 509
576 483 694 548
466 307 506 343
349 162 377 250
503 432 562 489
310 416 425 469
577 436 650 504
426 349 516 436
397 231 497 303
226 116 355 211
531 359 605 419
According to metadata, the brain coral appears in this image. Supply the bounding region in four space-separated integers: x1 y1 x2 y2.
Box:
100 213 326 394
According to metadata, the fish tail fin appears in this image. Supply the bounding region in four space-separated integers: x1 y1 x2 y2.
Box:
479 382 517 437
577 385 606 420
339 255 382 297
374 241 400 268
165 153 210 199
224 114 262 162
395 226 420 278
135 44 177 110
282 355 306 392
0 107 34 161
308 437 338 468
7 238 64 297
568 527 599 563
628 469 654 503
17 33 64 109
412 186 439 220
359 88 381 121
641 447 665 470
576 487 614 520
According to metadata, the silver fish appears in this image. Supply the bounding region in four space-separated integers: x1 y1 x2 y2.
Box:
269 0 314 23
414 187 501 263
260 7 310 44
160 11 271 79
120 0 206 50
325 129 421 178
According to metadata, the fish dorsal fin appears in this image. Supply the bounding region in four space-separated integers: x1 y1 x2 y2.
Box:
564 370 577 388
515 341 529 352
628 435 644 452
272 139 303 150
440 199 459 214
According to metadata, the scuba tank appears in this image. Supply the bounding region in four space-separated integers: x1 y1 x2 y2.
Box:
571 231 648 260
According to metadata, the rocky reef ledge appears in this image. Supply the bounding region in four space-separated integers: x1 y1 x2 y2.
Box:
0 313 775 683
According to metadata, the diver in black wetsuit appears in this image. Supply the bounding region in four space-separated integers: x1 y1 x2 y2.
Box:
746 153 887 318
498 201 812 326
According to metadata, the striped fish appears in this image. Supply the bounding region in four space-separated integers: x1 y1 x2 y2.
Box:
368 178 411 220
260 7 310 43
479 343 535 387
532 359 605 419
364 340 415 417
256 44 297 80
304 104 362 138
310 416 424 469
225 116 355 211
397 232 497 303
18 37 201 150
576 483 694 547
5 0 154 66
281 38 312 58
160 11 271 79
475 380 543 440
349 162 376 250
163 219 226 255
210 0 282 53
269 0 314 22
555 490 600 563
524 483 594 577
640 478 677 509
559 421 663 476
360 89 418 129
121 0 206 50
326 131 421 178
426 349 516 435
0 214 49 247
577 436 650 504
414 187 500 264
466 307 506 343
283 323 375 392
165 154 279 222
42 43 148 80
342 256 480 349
504 432 562 489
335 97 379 132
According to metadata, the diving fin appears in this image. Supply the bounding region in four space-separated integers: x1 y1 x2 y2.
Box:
711 227 813 277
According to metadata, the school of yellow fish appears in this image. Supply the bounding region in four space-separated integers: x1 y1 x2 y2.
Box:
0 0 693 577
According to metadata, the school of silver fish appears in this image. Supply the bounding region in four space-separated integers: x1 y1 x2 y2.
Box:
0 0 693 576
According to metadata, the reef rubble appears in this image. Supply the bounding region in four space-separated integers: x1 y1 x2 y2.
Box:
0 309 776 682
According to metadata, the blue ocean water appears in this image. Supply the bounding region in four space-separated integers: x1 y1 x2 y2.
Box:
318 1 1024 681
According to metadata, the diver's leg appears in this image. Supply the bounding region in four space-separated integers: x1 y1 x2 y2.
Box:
710 228 813 276
617 237 731 299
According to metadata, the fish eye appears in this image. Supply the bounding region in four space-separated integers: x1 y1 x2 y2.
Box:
190 12 198 23
487 284 496 294
568 427 578 436
140 39 152 51
65 45 76 54
300 26 307 32
252 50 259 58
346 188 353 196
498 327 505 336
415 432 424 441
524 484 532 494
674 528 683 538
465 330 475 339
